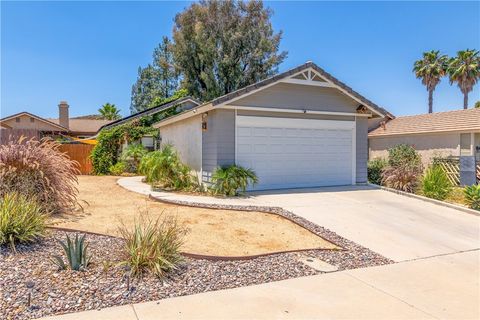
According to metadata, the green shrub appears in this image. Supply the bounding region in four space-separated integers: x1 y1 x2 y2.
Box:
463 184 480 210
121 143 148 173
117 215 186 278
139 144 193 190
367 158 387 185
210 165 258 196
382 144 423 193
0 137 79 213
109 162 127 176
421 166 452 200
91 121 157 175
0 192 47 251
387 144 422 168
51 233 91 271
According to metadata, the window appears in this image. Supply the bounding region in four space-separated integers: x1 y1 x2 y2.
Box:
475 133 480 160
30 117 34 123
460 133 472 156
15 118 20 123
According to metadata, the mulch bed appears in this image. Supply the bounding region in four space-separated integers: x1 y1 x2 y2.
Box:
1 224 392 320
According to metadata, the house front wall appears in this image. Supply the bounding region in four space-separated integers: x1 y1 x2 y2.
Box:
369 132 463 165
200 82 371 184
1 115 62 131
160 114 202 172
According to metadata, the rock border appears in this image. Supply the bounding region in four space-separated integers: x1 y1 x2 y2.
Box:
369 183 480 216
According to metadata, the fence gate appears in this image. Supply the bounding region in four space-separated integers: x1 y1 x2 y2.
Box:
433 157 480 186
59 143 94 175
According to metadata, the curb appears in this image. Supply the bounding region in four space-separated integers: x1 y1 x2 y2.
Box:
369 183 480 216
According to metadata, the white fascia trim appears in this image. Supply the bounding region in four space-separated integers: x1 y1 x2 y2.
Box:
352 117 357 185
369 129 480 138
222 105 371 117
154 104 215 128
279 78 336 87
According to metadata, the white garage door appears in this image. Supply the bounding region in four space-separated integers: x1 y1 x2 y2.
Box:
236 116 355 190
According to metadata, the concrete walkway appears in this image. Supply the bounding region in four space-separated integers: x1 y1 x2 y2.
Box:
118 176 480 262
43 250 479 320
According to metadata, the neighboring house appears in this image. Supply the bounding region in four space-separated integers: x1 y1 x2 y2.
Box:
153 61 393 191
0 101 112 140
98 97 201 150
368 108 480 165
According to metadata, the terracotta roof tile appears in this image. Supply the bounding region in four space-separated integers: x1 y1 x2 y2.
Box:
369 108 480 137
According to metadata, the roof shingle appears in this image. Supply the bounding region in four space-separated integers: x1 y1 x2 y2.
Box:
368 108 480 137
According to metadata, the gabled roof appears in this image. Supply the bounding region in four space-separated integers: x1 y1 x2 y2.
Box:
0 111 68 131
47 118 113 134
98 97 201 132
211 61 394 118
154 61 393 128
369 108 480 137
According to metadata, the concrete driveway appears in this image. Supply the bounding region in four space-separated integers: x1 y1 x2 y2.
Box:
246 185 480 262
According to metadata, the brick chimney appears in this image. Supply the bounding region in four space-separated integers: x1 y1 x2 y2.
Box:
58 101 69 129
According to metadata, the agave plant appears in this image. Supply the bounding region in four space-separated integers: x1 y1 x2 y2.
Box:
210 165 258 196
51 233 91 271
464 184 480 210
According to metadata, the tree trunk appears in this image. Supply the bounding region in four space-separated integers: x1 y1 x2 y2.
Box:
464 93 468 109
428 89 433 113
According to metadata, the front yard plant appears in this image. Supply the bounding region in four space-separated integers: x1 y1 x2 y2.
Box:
463 184 480 210
0 192 47 251
117 214 186 278
420 166 452 200
0 137 79 213
51 233 91 271
120 143 148 173
367 158 387 185
210 165 259 196
139 144 194 190
382 144 423 193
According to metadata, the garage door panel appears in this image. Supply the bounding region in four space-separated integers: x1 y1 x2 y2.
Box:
236 116 354 190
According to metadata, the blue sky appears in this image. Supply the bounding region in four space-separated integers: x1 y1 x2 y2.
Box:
1 1 479 119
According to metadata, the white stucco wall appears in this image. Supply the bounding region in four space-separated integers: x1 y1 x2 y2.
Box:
369 132 461 165
159 114 202 172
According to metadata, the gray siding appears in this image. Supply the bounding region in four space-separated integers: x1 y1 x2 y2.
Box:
230 82 358 113
202 109 235 181
356 117 368 183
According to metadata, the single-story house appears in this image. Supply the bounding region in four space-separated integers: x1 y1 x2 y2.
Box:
0 101 112 140
153 61 393 190
368 108 480 165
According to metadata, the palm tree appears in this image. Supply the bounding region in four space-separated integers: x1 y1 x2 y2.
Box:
98 103 121 120
413 50 448 113
447 49 480 109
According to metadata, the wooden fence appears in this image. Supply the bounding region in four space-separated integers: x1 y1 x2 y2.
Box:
59 143 94 175
433 157 480 186
0 128 41 144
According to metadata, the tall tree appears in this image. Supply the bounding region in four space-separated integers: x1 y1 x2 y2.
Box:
172 0 287 101
447 49 480 109
98 103 121 120
413 50 448 114
130 37 179 114
475 101 480 109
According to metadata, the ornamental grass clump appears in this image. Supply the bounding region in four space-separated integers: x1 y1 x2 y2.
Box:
0 137 79 213
117 214 187 278
421 166 452 200
0 192 47 251
139 144 193 190
210 165 258 196
382 144 423 193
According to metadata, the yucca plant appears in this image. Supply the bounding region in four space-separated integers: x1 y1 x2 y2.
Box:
139 144 193 190
51 233 91 271
0 192 47 251
210 165 258 196
0 137 79 213
117 214 186 278
120 143 148 173
421 166 452 200
463 184 480 210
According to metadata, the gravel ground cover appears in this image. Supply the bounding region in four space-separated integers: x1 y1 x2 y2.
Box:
1 224 392 320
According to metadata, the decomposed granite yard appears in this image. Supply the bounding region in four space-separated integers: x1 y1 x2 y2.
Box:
0 176 392 320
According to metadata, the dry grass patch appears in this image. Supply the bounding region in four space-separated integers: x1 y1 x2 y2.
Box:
50 176 338 256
